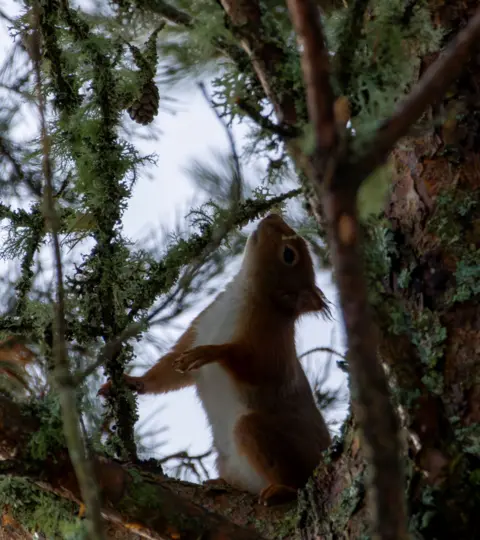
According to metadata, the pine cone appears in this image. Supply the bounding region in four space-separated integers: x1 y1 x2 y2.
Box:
127 79 160 125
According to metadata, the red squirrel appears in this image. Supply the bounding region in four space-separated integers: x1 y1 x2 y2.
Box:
99 213 332 505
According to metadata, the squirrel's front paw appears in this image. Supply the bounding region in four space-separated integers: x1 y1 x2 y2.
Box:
173 349 208 373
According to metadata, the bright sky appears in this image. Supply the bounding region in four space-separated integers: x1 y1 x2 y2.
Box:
0 0 348 480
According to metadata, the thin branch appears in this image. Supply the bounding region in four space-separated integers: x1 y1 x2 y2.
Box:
219 0 302 126
137 0 193 26
198 81 243 198
286 0 336 153
132 0 247 66
159 449 213 482
31 4 105 539
158 449 212 465
0 8 14 23
353 6 480 188
235 97 300 138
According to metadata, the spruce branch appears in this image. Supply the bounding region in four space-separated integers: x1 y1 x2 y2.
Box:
57 0 139 460
126 187 301 319
218 0 303 126
135 0 193 27
31 5 105 539
0 134 42 195
15 219 42 315
131 0 248 67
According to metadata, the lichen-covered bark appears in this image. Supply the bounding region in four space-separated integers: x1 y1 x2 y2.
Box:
0 395 299 539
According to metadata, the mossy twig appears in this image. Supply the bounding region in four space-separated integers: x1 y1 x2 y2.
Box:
31 5 105 538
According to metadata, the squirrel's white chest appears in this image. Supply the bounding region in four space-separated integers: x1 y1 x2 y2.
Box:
191 277 266 493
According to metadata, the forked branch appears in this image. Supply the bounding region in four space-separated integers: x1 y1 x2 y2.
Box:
286 1 407 539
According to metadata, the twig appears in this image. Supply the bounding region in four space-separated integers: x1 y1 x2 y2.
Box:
334 0 369 95
31 4 105 539
286 2 407 539
198 81 243 200
286 0 336 153
138 0 192 26
353 6 480 188
158 449 212 465
0 8 14 23
159 449 213 482
0 135 42 195
235 98 300 138
219 0 301 126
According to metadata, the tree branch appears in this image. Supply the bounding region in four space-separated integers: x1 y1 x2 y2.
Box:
219 0 303 126
352 6 480 188
0 394 281 540
286 0 336 153
132 0 248 67
32 4 105 538
235 97 300 138
124 187 301 320
334 0 369 96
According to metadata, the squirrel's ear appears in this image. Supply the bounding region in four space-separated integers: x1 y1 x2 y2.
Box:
298 286 331 317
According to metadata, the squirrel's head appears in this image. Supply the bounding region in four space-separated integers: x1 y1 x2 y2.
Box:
243 213 331 319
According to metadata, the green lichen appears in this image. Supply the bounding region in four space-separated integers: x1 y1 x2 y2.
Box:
326 0 443 148
0 477 85 538
451 250 480 304
409 309 446 395
450 416 480 457
362 217 396 306
427 189 479 253
272 506 299 538
335 470 366 521
357 161 394 220
23 394 66 461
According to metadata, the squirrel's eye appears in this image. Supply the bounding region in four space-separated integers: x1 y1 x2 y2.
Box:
283 245 296 265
